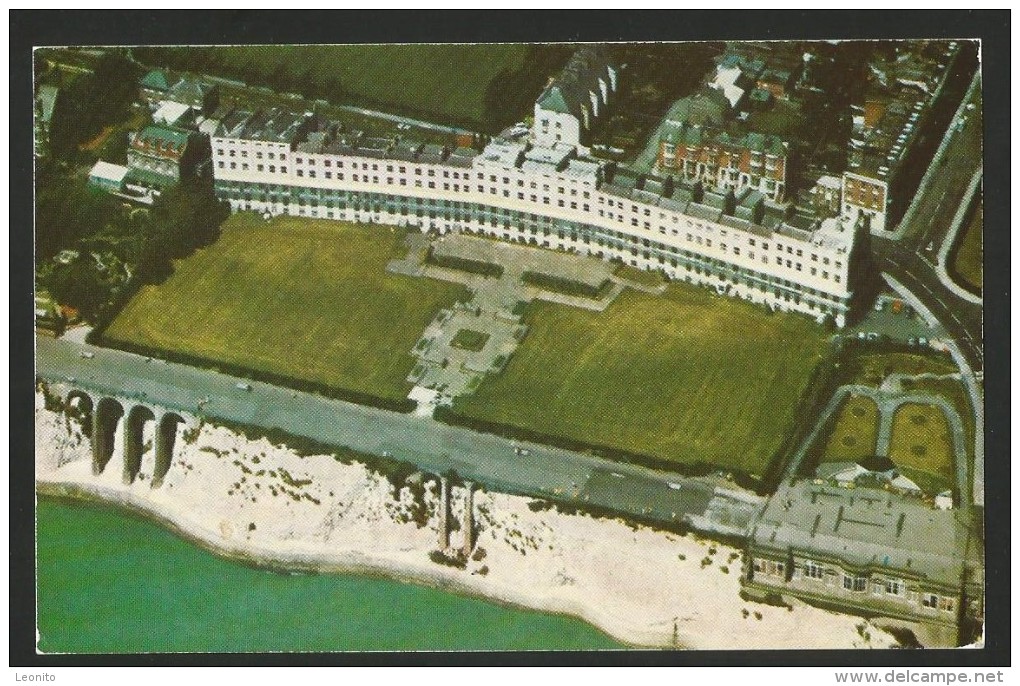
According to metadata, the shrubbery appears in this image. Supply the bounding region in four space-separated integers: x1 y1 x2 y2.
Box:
425 248 504 278
521 271 610 299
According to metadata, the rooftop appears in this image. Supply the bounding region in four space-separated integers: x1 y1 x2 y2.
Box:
153 100 192 126
535 45 615 120
140 69 171 92
130 125 191 158
168 76 216 104
752 480 977 588
88 160 129 184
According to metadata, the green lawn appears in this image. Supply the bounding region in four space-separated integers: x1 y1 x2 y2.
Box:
149 44 529 128
450 329 490 352
105 215 469 403
821 394 880 463
454 286 829 476
888 403 956 496
953 198 982 293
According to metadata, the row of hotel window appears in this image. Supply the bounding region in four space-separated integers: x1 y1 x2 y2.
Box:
216 178 845 283
215 159 837 259
754 559 955 611
216 180 843 283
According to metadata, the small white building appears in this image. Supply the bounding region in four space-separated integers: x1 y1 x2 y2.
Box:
87 160 130 193
153 100 194 128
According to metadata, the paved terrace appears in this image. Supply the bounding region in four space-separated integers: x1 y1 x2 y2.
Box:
391 233 667 406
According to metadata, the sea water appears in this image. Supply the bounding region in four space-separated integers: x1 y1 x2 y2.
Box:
35 496 625 653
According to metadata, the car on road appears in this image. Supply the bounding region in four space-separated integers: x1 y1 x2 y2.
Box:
235 382 252 392
79 351 95 359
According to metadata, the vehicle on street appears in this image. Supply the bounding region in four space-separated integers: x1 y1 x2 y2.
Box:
79 351 95 359
235 382 252 392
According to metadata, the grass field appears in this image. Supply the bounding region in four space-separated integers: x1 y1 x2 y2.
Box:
953 198 982 293
105 215 469 403
820 394 880 463
450 329 490 352
888 403 955 496
155 44 529 127
454 286 829 476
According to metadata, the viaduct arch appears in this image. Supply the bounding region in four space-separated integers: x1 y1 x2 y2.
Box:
49 384 195 488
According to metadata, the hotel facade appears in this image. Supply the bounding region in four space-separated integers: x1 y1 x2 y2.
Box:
210 109 859 326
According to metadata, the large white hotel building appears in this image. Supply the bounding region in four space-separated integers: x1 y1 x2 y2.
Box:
210 108 859 326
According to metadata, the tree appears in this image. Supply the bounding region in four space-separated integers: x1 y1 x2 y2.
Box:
35 175 116 261
45 52 141 163
45 257 110 321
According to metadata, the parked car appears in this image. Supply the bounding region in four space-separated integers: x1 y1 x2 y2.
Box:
79 351 95 359
235 382 252 392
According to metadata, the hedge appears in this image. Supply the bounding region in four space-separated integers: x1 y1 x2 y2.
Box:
521 271 611 299
433 405 762 492
90 334 416 414
425 248 503 278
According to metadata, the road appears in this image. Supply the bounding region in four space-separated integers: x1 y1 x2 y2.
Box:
873 72 983 371
36 335 760 536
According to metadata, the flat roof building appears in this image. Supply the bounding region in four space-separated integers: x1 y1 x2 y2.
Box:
745 479 983 647
87 160 130 193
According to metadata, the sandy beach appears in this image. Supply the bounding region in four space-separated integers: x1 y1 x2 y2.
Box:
35 392 897 650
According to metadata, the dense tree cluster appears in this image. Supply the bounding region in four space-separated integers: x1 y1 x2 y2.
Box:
45 52 141 162
37 175 229 324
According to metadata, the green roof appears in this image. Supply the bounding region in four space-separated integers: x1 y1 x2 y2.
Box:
536 86 573 115
140 70 170 91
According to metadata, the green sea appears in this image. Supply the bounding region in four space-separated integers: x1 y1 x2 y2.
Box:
36 496 626 653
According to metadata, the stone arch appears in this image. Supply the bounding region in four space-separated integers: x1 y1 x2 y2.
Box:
153 412 185 488
65 390 94 439
92 397 125 476
123 404 156 485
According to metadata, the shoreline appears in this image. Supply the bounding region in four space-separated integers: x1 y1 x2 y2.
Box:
35 483 637 650
34 397 896 650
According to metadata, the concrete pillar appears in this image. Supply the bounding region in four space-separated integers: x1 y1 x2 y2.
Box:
438 476 450 551
90 407 103 475
461 481 475 557
92 398 122 476
123 405 143 485
152 412 176 489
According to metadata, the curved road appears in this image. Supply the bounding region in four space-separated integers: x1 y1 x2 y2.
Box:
873 71 983 371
